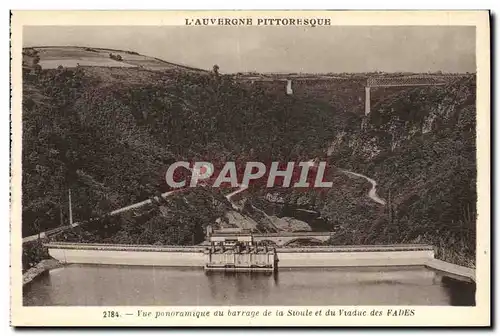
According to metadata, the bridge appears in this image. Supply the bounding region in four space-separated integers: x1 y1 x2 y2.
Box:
364 75 448 115
238 76 348 97
237 74 453 116
210 231 334 247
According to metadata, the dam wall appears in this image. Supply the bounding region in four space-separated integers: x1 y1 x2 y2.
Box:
46 243 206 267
46 242 435 268
277 250 433 267
45 242 474 282
49 248 206 267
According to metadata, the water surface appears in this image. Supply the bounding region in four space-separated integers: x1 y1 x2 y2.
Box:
23 265 475 306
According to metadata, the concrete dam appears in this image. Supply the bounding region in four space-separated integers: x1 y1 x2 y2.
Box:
44 241 475 283
31 232 476 306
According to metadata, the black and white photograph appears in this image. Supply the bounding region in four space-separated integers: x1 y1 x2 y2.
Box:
10 10 490 327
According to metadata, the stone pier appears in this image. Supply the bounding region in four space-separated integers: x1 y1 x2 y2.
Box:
365 86 371 115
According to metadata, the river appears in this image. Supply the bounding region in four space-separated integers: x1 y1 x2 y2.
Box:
23 265 475 306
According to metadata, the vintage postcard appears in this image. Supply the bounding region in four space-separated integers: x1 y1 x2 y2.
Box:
10 10 490 327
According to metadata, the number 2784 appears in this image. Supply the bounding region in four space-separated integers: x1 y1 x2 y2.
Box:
103 311 120 318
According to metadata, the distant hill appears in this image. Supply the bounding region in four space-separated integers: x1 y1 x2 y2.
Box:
23 46 209 73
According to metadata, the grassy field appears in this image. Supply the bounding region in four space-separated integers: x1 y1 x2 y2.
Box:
40 58 137 69
25 46 209 72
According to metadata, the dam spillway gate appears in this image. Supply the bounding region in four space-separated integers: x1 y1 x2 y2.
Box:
205 230 278 273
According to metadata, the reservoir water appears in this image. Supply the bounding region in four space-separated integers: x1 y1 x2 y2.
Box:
23 265 475 306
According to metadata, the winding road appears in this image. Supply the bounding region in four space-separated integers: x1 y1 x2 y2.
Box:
23 166 385 243
340 170 386 205
23 185 250 244
324 141 385 206
225 185 249 210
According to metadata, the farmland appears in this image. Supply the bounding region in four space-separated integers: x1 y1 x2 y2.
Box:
23 46 209 72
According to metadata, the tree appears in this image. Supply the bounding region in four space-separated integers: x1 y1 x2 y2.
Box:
213 64 220 77
33 64 42 76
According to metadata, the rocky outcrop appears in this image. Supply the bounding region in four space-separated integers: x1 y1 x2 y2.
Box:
219 211 259 230
327 77 476 163
23 259 61 286
269 216 311 232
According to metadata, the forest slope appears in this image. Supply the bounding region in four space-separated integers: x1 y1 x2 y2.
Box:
22 47 476 267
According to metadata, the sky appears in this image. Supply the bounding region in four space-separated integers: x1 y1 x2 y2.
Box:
23 26 475 73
